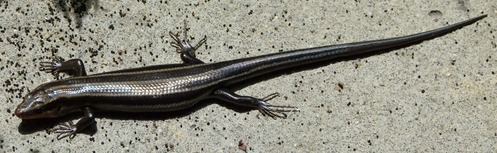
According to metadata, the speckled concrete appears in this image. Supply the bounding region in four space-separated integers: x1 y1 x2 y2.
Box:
1 0 495 152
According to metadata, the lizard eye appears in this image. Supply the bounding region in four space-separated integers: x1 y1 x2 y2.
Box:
30 98 46 107
56 106 62 112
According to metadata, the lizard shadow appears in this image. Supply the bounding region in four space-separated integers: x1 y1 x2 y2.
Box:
52 0 101 29
18 113 98 136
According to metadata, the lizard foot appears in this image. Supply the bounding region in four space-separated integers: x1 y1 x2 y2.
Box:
257 93 299 119
39 56 65 75
47 121 77 140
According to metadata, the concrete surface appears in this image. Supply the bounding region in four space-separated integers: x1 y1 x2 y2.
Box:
1 0 496 152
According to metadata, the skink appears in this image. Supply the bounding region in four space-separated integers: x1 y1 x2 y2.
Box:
15 15 487 139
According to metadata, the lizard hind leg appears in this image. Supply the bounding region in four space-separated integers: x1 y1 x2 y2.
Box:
212 89 299 119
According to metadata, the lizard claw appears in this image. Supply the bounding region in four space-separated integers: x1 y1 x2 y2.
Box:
257 93 299 119
47 121 77 140
169 20 207 56
169 31 185 53
39 57 65 75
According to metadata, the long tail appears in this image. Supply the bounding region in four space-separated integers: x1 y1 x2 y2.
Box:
330 14 487 58
221 15 487 84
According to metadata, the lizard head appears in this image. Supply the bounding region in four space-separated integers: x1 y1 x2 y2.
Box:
15 88 60 119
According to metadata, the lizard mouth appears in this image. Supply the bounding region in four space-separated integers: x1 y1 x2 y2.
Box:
15 107 32 119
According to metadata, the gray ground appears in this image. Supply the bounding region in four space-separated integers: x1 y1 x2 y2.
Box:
1 0 496 152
